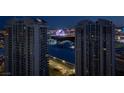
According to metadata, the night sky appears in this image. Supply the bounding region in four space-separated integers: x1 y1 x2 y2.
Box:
0 16 124 29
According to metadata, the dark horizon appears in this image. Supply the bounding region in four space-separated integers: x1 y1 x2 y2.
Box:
0 16 124 30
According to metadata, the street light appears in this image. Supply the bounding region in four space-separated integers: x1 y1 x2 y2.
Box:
53 57 56 59
62 60 66 63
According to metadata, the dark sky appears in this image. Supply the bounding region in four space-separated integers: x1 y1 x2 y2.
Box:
0 16 124 29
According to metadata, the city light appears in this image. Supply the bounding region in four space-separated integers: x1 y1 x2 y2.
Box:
0 16 123 76
56 29 66 36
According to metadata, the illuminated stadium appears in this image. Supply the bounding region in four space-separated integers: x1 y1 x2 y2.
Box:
55 29 66 36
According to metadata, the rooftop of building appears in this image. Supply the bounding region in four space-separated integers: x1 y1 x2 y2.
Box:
77 19 113 26
7 17 47 25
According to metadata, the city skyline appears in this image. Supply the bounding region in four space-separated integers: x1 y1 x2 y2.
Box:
0 16 124 76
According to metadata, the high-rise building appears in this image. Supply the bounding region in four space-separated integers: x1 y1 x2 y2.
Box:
5 17 48 76
75 19 115 76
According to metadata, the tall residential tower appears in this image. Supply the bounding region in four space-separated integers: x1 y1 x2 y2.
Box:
5 18 48 76
75 19 115 76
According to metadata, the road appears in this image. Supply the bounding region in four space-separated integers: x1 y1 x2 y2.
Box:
48 57 75 76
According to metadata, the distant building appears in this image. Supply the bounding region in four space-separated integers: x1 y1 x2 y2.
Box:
49 28 75 37
115 27 124 42
75 19 115 76
5 18 48 76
